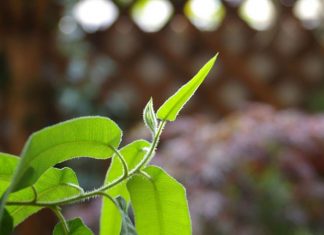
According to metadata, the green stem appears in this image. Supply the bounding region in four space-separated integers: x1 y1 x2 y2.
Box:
5 121 167 208
31 186 37 203
138 170 152 180
64 183 85 194
96 120 166 192
109 145 129 177
51 206 69 235
139 120 166 168
97 192 118 208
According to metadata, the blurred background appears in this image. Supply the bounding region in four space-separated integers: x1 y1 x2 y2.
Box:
0 0 324 234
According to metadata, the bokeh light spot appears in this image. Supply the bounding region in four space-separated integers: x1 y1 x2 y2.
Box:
184 0 226 31
59 16 77 34
293 0 323 29
131 0 174 32
239 0 276 31
73 0 119 33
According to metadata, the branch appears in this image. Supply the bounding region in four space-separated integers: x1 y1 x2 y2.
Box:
109 145 129 177
51 206 69 235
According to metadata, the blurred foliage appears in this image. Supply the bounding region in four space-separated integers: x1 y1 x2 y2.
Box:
306 89 324 113
129 104 324 235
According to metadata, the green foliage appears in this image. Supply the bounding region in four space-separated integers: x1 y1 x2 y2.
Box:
0 56 217 234
0 209 13 235
143 98 158 135
0 154 19 196
116 197 137 235
53 218 93 235
100 140 149 235
157 54 217 121
127 166 191 235
8 167 81 226
12 116 122 192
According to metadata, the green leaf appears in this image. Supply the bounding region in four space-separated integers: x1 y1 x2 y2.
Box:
127 166 191 235
116 197 137 235
53 217 93 235
157 55 218 121
0 153 19 231
12 116 122 192
0 209 13 235
100 140 150 235
7 167 81 226
0 153 19 196
143 98 158 135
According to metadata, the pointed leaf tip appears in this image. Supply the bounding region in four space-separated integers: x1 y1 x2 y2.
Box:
157 55 218 121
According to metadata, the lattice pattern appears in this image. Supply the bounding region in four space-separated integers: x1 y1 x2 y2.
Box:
56 0 324 121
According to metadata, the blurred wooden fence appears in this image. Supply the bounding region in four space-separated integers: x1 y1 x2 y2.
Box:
81 0 324 117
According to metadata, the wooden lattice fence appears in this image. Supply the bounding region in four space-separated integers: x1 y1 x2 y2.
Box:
73 0 324 118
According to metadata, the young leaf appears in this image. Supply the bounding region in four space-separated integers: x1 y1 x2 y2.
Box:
11 116 122 192
157 55 218 121
53 217 93 235
116 197 137 235
0 209 13 235
143 98 158 135
7 167 82 226
100 140 150 235
127 166 191 235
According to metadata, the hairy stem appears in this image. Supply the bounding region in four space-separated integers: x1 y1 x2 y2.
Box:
109 145 129 177
97 191 118 208
64 183 84 194
51 206 69 235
